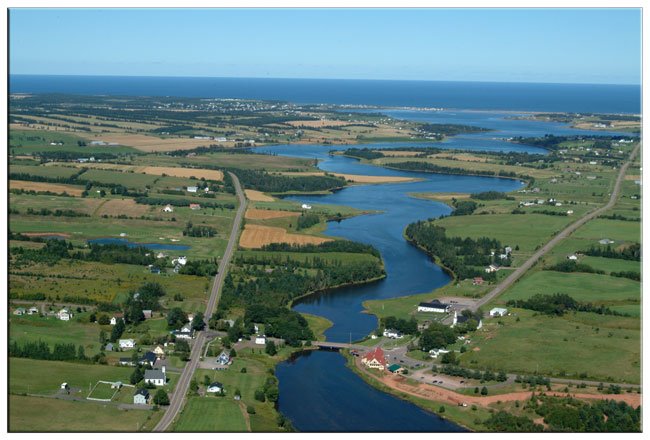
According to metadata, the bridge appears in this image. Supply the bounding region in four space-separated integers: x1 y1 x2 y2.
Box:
311 341 371 351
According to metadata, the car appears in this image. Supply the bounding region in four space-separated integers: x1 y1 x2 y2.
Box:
432 380 437 384
460 380 465 384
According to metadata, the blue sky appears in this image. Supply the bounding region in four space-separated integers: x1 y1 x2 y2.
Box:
9 8 641 84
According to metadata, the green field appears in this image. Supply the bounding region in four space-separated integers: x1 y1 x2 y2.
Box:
88 381 119 400
173 397 248 432
570 218 640 243
9 358 132 395
460 309 640 383
9 395 159 432
11 164 82 179
10 129 139 156
82 169 160 187
10 314 103 355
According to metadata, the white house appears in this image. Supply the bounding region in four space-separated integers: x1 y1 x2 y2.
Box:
153 345 165 359
13 307 26 316
567 210 574 215
133 388 149 405
119 339 136 349
383 329 404 339
110 316 118 326
162 205 174 213
28 307 39 315
58 308 71 321
484 264 499 273
417 300 450 313
489 308 508 317
452 311 483 330
567 254 578 261
255 335 267 345
207 382 224 393
187 186 198 193
144 367 166 386
301 204 312 210
428 348 450 359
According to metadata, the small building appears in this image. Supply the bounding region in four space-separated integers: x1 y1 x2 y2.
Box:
144 367 166 386
429 348 450 359
172 329 193 340
489 308 508 317
162 205 174 213
452 311 483 330
28 307 39 315
566 210 574 215
172 256 188 266
105 342 114 352
187 186 198 193
383 329 403 339
417 300 450 313
472 277 484 286
58 308 71 321
301 204 312 210
484 264 499 273
110 316 118 326
567 254 578 261
361 347 386 370
207 382 224 393
139 351 157 367
119 339 136 349
387 364 405 374
189 203 201 210
119 357 135 366
61 382 69 390
133 388 150 405
216 351 230 365
153 345 165 359
255 335 267 345
13 307 26 316
599 239 615 245
143 310 153 319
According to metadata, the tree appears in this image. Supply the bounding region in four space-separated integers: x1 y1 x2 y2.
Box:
167 307 188 329
110 318 125 342
203 375 211 386
481 386 489 396
99 330 107 344
265 340 277 356
130 367 144 385
254 389 266 402
189 379 199 394
153 389 170 406
89 313 96 323
191 312 205 331
229 348 237 358
98 314 110 325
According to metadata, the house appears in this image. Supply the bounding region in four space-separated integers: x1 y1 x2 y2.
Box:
143 310 153 319
472 277 484 286
566 210 574 215
599 239 615 245
150 267 161 275
216 351 230 365
301 204 312 210
110 316 118 326
119 339 136 349
498 253 509 260
429 348 450 359
172 329 193 340
361 347 386 370
504 246 513 254
133 388 150 405
156 252 167 259
28 307 39 315
387 364 405 374
484 264 499 273
452 311 483 330
207 382 224 393
153 345 165 359
105 343 114 352
489 308 508 317
187 186 198 193
58 308 72 321
119 357 135 366
255 335 267 345
162 205 174 213
189 203 201 210
417 300 450 313
567 254 578 261
383 329 403 339
13 307 26 316
172 256 188 266
139 351 157 367
144 367 166 386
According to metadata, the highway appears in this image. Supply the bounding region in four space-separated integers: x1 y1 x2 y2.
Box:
471 143 640 312
153 172 247 431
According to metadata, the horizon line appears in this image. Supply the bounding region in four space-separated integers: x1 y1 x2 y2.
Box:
9 73 640 88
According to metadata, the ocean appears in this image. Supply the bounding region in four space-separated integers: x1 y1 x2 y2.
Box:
9 75 640 114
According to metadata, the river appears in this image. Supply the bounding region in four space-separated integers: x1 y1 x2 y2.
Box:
257 109 627 431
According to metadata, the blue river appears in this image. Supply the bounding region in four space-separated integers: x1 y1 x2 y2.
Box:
264 109 622 431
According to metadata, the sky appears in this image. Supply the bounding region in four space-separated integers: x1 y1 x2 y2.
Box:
9 8 642 84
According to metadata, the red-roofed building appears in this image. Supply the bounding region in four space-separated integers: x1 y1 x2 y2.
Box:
361 347 386 371
473 277 484 286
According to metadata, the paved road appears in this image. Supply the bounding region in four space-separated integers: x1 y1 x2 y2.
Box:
153 172 247 432
471 143 640 312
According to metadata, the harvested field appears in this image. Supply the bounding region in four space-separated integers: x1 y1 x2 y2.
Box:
94 199 152 217
430 153 489 162
278 172 326 177
244 190 274 202
624 175 640 181
239 224 332 248
87 134 228 152
379 150 423 157
10 180 84 196
137 166 223 181
286 119 351 128
414 192 471 201
331 173 418 184
245 208 301 220
22 232 71 238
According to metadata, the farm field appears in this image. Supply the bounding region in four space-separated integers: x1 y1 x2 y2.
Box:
244 189 274 202
9 395 158 432
10 314 103 355
460 309 640 383
244 208 300 220
173 397 248 432
10 180 85 196
239 224 332 248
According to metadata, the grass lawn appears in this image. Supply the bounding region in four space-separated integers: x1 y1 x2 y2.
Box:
9 358 132 395
497 270 640 311
88 381 119 400
173 397 247 432
460 309 640 383
10 314 102 355
301 313 332 341
570 218 640 243
9 394 155 432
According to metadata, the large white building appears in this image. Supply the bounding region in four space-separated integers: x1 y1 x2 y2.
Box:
417 300 450 313
489 308 508 317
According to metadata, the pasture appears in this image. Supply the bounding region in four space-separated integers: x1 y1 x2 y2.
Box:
81 169 160 188
11 164 81 179
173 397 248 432
10 180 85 196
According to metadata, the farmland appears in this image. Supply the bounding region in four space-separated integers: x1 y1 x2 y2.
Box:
239 224 332 248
